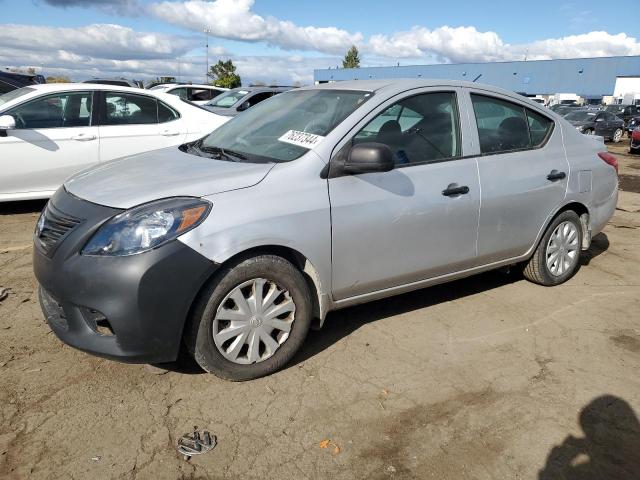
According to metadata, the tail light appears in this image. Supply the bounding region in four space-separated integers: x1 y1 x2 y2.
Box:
598 152 618 174
633 128 640 141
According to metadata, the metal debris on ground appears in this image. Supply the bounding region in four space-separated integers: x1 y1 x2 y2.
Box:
0 288 9 302
177 427 216 459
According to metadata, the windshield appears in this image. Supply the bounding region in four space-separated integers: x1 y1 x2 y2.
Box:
0 86 35 108
207 90 250 108
197 89 371 163
605 105 625 113
565 111 596 122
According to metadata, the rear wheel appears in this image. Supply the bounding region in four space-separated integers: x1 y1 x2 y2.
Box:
185 255 312 381
523 211 583 286
613 128 623 143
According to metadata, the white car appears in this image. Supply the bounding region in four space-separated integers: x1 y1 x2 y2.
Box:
149 84 229 105
0 83 230 202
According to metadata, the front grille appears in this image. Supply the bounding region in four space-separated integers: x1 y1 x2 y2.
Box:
36 202 83 256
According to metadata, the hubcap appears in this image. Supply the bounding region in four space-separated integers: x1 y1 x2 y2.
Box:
212 278 295 364
614 129 622 142
546 221 579 277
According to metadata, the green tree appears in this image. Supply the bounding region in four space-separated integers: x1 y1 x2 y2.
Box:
342 45 361 69
208 60 241 88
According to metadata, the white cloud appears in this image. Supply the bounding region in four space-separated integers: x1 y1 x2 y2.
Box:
367 26 640 63
149 0 363 54
0 23 198 61
516 31 640 60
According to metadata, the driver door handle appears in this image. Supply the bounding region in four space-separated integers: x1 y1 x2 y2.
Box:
547 170 567 181
72 134 97 141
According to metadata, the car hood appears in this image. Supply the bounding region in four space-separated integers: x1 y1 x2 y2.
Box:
64 147 275 209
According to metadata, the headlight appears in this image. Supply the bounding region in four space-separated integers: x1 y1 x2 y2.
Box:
82 197 211 256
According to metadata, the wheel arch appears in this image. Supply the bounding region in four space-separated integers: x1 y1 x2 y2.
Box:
528 201 591 259
187 245 329 335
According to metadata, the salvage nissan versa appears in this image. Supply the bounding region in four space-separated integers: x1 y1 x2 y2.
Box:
34 80 618 381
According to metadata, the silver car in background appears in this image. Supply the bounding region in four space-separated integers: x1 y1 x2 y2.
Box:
33 80 618 380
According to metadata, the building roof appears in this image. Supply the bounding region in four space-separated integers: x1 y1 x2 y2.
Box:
314 55 640 97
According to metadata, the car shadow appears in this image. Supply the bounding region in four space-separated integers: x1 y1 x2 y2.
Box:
290 267 523 368
579 232 609 266
538 395 640 479
0 199 47 216
292 234 610 368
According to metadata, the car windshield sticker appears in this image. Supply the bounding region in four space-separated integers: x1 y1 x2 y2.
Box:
278 130 325 149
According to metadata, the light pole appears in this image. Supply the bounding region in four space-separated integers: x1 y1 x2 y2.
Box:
204 26 211 84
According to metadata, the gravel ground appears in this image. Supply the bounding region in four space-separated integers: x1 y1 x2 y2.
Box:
1 143 639 479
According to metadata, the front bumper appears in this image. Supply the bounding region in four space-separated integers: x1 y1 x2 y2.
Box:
33 188 218 364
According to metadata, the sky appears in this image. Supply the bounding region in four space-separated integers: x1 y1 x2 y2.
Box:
1 0 639 85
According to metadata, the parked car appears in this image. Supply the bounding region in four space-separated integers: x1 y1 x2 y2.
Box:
549 104 581 117
631 127 640 154
0 71 43 94
202 86 291 116
604 104 640 127
83 78 142 88
150 84 229 105
564 109 625 142
33 79 618 380
0 83 229 201
627 115 640 136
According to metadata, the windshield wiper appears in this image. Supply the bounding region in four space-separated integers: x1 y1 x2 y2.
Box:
198 144 249 162
222 148 248 161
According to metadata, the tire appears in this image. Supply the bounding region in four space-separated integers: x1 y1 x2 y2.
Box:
185 254 312 381
523 210 583 286
584 128 594 136
612 128 623 143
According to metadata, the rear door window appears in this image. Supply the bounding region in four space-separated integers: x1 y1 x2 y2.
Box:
103 93 158 125
189 88 219 101
526 109 554 146
158 101 180 123
471 94 553 154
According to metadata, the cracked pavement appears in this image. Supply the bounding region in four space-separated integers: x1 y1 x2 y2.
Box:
1 143 639 479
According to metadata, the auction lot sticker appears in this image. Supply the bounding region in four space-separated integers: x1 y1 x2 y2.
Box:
278 130 325 149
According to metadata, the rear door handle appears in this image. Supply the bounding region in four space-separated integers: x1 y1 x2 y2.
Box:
161 130 180 137
547 170 567 181
442 184 470 197
72 134 97 141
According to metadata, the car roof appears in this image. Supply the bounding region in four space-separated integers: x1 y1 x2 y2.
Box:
300 78 527 97
165 84 228 89
228 86 292 94
28 83 146 93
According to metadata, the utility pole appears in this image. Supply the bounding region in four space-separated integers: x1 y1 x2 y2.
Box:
204 26 211 84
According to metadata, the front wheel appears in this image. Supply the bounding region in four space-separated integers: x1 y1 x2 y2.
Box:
185 255 312 381
613 128 623 143
523 211 583 286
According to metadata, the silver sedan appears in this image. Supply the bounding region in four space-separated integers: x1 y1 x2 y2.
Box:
34 79 618 380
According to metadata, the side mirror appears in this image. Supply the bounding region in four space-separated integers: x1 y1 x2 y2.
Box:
0 115 16 137
344 143 394 174
237 101 251 112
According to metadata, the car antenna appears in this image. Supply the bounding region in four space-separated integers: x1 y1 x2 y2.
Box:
472 74 483 83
